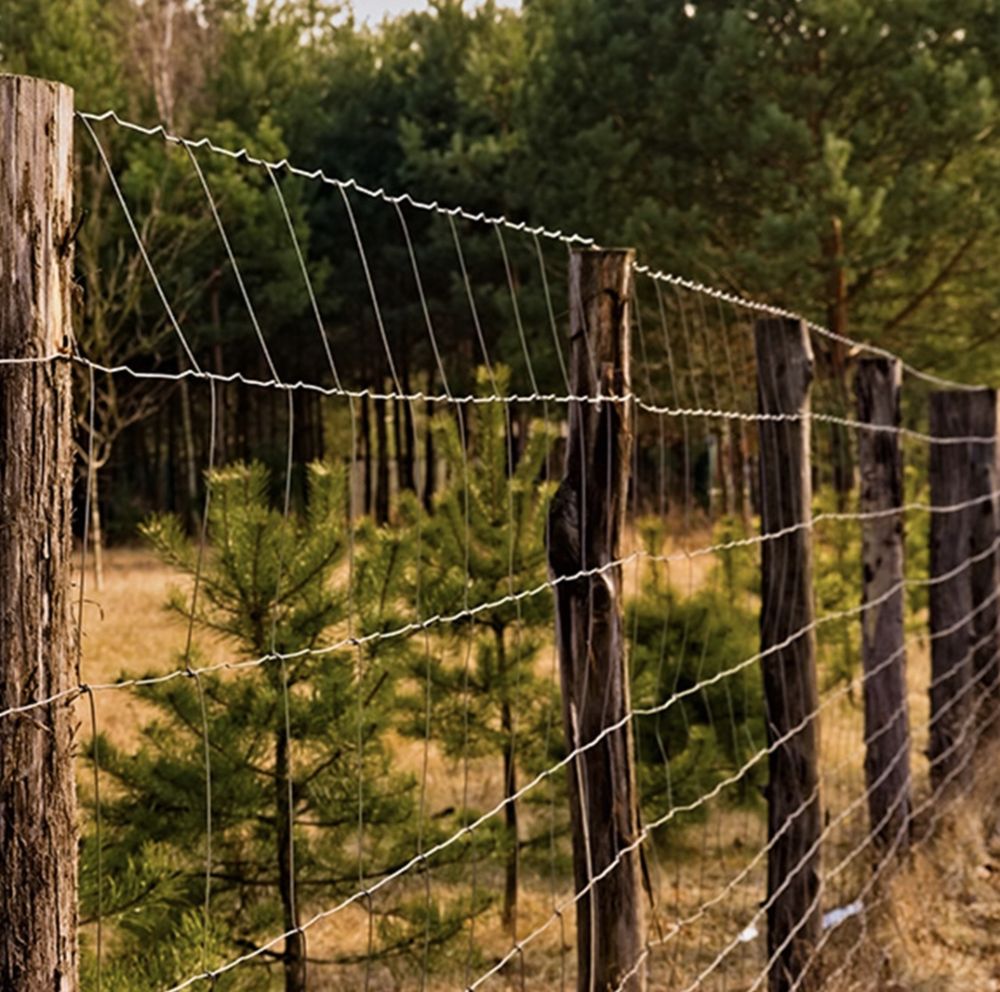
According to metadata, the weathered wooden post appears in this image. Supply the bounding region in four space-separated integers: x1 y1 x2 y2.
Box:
966 391 1000 718
929 390 1000 789
549 248 645 992
754 318 821 992
855 358 911 851
0 75 78 990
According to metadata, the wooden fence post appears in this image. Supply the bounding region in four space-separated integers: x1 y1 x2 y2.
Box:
754 317 822 992
549 248 645 992
0 75 78 990
929 390 1000 790
855 358 911 852
966 391 1000 718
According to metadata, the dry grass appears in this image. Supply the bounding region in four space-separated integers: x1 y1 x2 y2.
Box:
76 545 1000 991
824 741 1000 992
75 545 190 746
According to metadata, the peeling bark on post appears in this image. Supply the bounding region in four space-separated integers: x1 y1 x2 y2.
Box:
549 248 645 992
0 73 78 992
855 358 911 852
754 318 822 992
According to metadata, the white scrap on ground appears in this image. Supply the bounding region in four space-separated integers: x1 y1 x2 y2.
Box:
735 899 864 944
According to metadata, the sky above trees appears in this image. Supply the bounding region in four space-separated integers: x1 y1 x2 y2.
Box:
353 0 519 23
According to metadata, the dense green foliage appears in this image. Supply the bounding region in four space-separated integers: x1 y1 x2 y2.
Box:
84 462 420 988
4 1 998 523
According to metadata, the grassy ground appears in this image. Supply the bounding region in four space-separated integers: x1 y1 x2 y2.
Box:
75 543 999 990
825 743 1000 992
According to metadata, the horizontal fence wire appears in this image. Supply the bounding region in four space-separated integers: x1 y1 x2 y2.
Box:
4 495 1000 723
3 106 995 992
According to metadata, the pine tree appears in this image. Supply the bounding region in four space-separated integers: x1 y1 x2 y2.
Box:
406 365 560 940
83 462 416 991
627 518 765 817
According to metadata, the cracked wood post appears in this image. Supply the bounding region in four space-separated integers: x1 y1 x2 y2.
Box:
754 317 822 992
855 358 911 853
549 248 645 992
929 389 1000 791
0 75 78 991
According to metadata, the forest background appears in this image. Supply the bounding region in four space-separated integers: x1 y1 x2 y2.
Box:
4 0 1000 535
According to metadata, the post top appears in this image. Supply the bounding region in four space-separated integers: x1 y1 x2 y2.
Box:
570 246 636 257
0 72 74 94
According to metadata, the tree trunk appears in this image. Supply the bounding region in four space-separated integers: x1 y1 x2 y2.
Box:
374 393 390 524
179 366 199 530
495 626 519 939
397 366 416 494
422 398 436 510
0 72 78 992
825 216 855 507
275 723 306 992
90 467 105 591
361 391 372 517
212 300 227 466
313 392 325 463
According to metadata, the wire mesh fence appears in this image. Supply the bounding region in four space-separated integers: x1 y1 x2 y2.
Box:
2 94 999 992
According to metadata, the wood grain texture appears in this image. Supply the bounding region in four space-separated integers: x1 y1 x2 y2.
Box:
754 317 822 992
929 389 1000 792
549 248 645 992
855 358 911 852
965 391 1000 717
0 74 78 992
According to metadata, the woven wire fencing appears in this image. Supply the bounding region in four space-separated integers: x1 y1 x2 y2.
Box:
4 105 999 992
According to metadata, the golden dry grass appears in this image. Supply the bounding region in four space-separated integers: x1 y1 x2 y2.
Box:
75 544 1000 991
824 741 1000 992
74 545 236 748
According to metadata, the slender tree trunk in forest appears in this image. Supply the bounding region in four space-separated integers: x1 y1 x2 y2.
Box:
0 72 78 992
495 625 519 939
361 391 372 516
393 396 406 491
397 365 416 493
154 406 168 508
423 398 436 510
179 364 199 530
738 419 753 530
313 393 325 463
293 389 314 467
718 423 735 517
167 396 178 512
825 216 855 507
211 298 228 465
237 368 250 462
375 393 390 524
90 467 105 591
275 722 306 992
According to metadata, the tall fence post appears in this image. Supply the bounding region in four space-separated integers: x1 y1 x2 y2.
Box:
0 74 78 990
549 248 645 992
754 317 821 992
966 391 1000 719
855 357 911 852
929 390 1000 790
